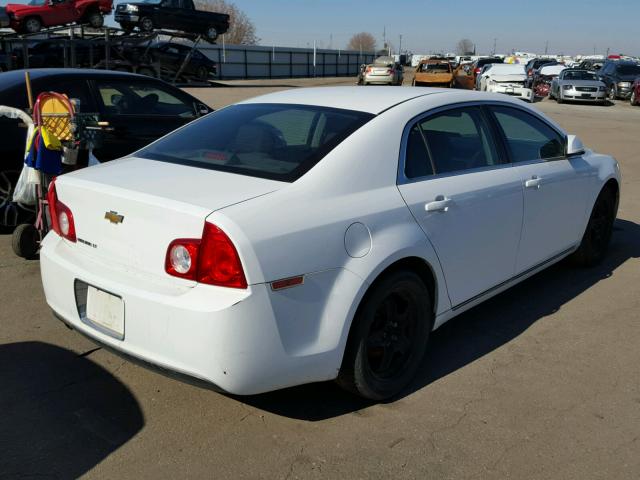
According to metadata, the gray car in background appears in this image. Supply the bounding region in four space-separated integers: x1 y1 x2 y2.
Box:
361 56 403 85
549 69 607 104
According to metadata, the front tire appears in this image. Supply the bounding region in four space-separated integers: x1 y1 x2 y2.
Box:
608 85 617 101
337 270 433 401
205 26 218 41
631 91 637 106
570 187 617 267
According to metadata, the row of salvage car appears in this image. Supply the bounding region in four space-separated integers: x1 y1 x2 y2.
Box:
358 55 640 106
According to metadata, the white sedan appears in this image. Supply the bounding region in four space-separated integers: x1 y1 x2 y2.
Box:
41 87 620 400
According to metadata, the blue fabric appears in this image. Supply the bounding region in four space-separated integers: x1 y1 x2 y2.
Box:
35 133 62 175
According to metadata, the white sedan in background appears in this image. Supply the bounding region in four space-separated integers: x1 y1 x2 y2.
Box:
481 64 534 101
41 88 620 400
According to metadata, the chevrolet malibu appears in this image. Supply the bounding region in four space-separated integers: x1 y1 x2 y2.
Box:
41 88 620 400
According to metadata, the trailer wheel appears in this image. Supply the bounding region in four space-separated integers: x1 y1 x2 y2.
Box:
23 17 42 34
140 16 154 32
87 11 104 28
12 223 39 259
205 26 218 41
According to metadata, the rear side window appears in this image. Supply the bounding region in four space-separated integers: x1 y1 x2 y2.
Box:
490 106 564 162
412 107 502 175
404 125 434 179
138 103 373 182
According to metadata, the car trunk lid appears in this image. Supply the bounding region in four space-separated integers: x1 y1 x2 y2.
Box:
53 157 283 283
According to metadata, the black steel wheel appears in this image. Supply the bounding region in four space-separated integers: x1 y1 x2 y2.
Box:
87 11 104 28
196 66 210 82
337 270 433 400
140 16 154 32
570 186 617 267
12 223 39 259
0 170 36 231
205 26 218 41
24 17 42 34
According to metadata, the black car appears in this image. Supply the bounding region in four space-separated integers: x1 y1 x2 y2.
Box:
0 69 212 227
577 59 604 72
115 0 230 42
598 60 640 100
141 41 217 81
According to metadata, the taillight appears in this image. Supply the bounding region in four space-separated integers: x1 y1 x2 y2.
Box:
474 67 481 74
165 222 247 289
366 67 372 73
47 178 76 242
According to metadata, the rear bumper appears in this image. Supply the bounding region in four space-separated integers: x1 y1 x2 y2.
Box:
40 233 355 395
364 74 394 84
488 84 533 101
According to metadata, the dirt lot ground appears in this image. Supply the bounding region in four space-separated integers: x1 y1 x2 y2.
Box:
1 73 639 479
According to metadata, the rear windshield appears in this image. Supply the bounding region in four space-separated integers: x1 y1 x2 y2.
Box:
420 63 450 72
563 70 598 81
137 103 374 182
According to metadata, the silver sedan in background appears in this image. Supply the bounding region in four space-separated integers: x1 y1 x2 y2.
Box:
361 56 403 85
549 69 607 104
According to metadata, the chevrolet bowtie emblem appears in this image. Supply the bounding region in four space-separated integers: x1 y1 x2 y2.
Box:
104 211 124 224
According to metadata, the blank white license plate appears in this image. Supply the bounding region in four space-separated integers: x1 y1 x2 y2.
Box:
86 286 124 338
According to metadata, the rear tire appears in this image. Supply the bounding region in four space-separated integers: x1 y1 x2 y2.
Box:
12 223 39 259
86 11 104 28
631 91 637 106
570 187 616 267
196 65 209 82
608 85 617 101
140 16 154 32
337 270 433 401
205 26 218 41
137 66 156 78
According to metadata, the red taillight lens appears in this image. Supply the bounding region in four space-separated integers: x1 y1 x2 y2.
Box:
366 67 372 73
474 67 481 74
47 178 76 242
165 223 247 289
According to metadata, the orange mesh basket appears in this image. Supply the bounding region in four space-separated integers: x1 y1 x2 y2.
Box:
34 92 75 142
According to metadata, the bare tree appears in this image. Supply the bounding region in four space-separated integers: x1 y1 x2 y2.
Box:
347 32 376 52
194 0 258 45
456 38 475 56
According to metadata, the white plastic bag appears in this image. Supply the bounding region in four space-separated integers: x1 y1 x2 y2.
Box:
12 165 39 206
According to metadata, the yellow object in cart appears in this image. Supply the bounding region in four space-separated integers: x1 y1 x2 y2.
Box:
35 92 75 142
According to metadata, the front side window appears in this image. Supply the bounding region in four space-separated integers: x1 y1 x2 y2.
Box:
137 104 373 182
96 80 195 117
490 106 564 162
413 107 501 175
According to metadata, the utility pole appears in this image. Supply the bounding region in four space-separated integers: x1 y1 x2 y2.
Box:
329 33 333 50
399 34 402 55
383 26 386 52
544 40 548 55
492 38 497 56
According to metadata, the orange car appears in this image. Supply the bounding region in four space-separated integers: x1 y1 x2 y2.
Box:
412 60 454 87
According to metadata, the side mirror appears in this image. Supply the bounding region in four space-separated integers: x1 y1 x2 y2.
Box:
195 103 210 116
566 134 585 157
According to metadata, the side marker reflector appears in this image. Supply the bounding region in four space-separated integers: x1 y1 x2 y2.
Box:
271 276 304 291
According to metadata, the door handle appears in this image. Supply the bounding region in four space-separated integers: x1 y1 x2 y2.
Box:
425 196 451 212
525 176 542 189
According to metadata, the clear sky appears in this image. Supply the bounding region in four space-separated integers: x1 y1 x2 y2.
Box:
230 0 639 56
2 0 638 55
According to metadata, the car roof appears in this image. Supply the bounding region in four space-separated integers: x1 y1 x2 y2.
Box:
0 68 152 86
239 87 487 115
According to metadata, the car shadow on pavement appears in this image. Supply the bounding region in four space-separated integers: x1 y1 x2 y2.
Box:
0 342 144 478
240 218 640 421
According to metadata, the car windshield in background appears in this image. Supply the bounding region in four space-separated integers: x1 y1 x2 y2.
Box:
617 65 640 76
28 0 46 5
137 104 374 182
421 64 450 72
563 71 598 81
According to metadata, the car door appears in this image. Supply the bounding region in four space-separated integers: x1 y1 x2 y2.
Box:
397 105 524 307
487 105 594 273
48 0 78 25
91 77 198 160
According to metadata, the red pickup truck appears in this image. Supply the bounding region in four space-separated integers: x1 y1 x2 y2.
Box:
5 0 112 34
